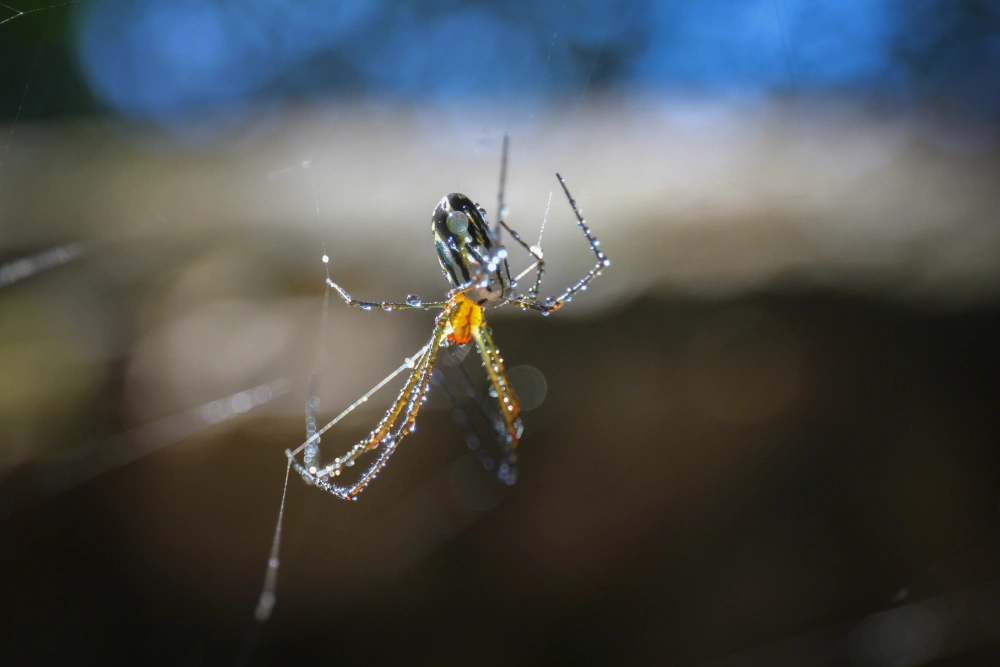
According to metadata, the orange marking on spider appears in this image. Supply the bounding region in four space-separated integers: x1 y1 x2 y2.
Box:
447 294 484 345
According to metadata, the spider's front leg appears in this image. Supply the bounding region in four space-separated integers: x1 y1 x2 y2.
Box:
326 278 448 311
508 174 609 315
326 253 498 313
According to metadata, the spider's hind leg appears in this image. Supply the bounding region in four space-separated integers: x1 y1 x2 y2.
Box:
432 349 519 486
290 305 453 499
471 320 522 453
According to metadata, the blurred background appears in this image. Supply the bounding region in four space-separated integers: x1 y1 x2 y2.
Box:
2 0 1000 665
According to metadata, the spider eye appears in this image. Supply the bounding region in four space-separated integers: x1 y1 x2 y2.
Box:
446 210 469 235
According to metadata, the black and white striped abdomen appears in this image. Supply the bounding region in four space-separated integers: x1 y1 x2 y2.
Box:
431 193 512 308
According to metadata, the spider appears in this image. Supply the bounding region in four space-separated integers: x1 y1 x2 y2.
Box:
286 137 607 500
253 137 607 621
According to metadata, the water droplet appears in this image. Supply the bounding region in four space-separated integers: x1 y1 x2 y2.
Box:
602 258 611 267
497 248 508 259
360 304 372 311
499 205 509 219
321 254 329 263
406 294 422 307
381 302 392 311
447 210 469 235
488 386 498 398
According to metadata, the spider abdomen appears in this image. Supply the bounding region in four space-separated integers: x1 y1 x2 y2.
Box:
432 193 512 308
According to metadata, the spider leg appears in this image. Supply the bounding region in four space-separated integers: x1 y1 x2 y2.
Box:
493 133 510 244
471 315 523 451
289 302 455 500
498 217 546 299
492 133 547 302
327 278 447 311
430 362 518 485
254 317 450 622
509 173 608 314
490 133 550 299
326 261 494 314
289 342 432 469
